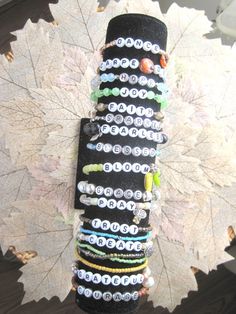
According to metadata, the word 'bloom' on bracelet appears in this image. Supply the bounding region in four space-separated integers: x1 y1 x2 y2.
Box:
95 102 165 121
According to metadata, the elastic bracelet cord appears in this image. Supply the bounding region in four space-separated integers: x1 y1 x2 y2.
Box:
77 247 146 264
77 254 148 273
80 228 151 241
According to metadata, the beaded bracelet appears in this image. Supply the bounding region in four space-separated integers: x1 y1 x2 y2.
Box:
80 228 151 241
87 142 160 158
77 254 148 273
95 102 165 121
76 284 148 301
91 87 167 108
78 247 146 264
100 37 169 66
79 215 152 234
74 268 145 285
92 122 168 144
79 195 152 211
91 113 162 131
82 162 153 175
77 242 146 259
78 234 153 253
99 58 165 76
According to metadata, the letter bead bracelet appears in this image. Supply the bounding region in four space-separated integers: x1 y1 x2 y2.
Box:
79 216 152 234
100 37 169 66
77 181 157 202
91 113 162 131
91 87 167 108
95 102 165 121
99 58 165 76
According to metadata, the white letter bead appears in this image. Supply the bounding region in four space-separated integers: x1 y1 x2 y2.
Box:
134 241 142 251
138 76 148 86
113 144 122 154
123 292 131 302
127 104 136 115
132 163 141 173
126 201 135 211
97 237 106 247
89 234 97 245
93 290 102 300
85 271 93 282
139 89 147 99
141 164 150 174
104 187 113 197
119 73 129 82
137 274 144 284
138 128 147 138
129 225 139 235
101 220 110 230
142 147 150 157
125 37 134 47
112 58 121 68
113 162 122 172
103 143 112 153
124 189 133 199
98 197 107 208
117 200 126 210
103 292 113 301
116 37 125 47
114 188 123 198
107 199 117 209
105 114 114 123
132 147 142 157
112 275 121 286
120 87 129 97
130 275 138 285
130 59 139 69
102 274 111 285
117 102 126 112
108 102 117 112
136 106 146 116
120 224 129 234
121 275 130 286
134 39 143 49
123 162 132 172
116 240 126 250
99 62 106 71
92 218 101 229
92 273 102 284
134 190 142 200
105 59 112 69
125 241 134 251
113 292 122 302
121 58 129 68
122 145 132 155
78 285 85 295
101 124 110 134
143 41 152 51
104 162 112 173
110 222 120 233
95 186 104 195
152 44 160 54
78 269 86 279
129 127 138 137
110 125 119 135
145 107 154 117
132 291 139 301
106 238 116 249
119 126 129 136
130 88 139 98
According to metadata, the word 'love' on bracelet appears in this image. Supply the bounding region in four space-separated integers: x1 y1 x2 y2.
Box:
78 234 153 254
79 228 151 241
100 37 169 67
85 123 168 143
76 284 147 302
91 114 162 131
79 195 152 211
92 73 169 95
77 181 156 202
77 254 148 273
90 87 167 108
82 162 152 175
99 58 165 77
79 216 152 234
95 102 165 121
86 142 160 158
78 247 146 264
75 266 155 289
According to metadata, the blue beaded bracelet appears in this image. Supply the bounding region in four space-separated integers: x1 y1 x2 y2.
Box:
80 227 151 241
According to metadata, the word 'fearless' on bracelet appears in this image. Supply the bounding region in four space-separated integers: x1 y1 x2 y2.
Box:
95 102 165 121
77 181 154 201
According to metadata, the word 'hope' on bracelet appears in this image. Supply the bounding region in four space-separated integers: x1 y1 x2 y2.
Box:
91 114 162 131
91 87 168 108
95 102 165 121
86 142 160 158
100 37 169 67
79 195 152 211
77 181 155 202
99 58 165 77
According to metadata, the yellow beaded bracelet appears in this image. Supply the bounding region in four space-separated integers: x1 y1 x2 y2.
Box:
77 254 148 273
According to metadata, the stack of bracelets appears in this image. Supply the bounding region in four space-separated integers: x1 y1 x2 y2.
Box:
74 14 169 314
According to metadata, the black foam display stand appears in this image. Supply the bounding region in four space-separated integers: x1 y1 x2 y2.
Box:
74 14 167 314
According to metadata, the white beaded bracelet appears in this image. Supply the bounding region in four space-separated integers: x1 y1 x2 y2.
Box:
91 113 162 131
87 142 160 158
77 180 156 202
78 233 153 252
95 102 165 121
79 194 152 211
